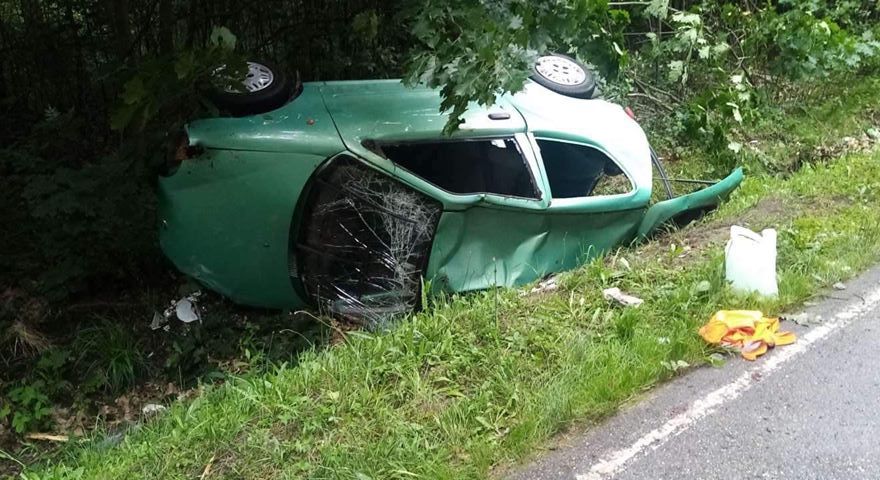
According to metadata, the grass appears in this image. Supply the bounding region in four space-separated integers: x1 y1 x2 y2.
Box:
21 76 880 479
656 73 880 181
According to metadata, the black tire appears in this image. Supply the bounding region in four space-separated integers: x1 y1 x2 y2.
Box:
209 61 294 116
529 53 597 99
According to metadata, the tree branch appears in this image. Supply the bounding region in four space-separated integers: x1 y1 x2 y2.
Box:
627 92 677 113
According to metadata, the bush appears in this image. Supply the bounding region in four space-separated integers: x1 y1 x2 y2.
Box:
0 348 70 434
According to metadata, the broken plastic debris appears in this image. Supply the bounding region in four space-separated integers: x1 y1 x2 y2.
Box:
528 276 559 295
141 403 167 416
699 310 796 361
788 312 822 326
602 287 644 307
725 226 778 297
175 299 200 323
150 311 167 331
163 291 203 323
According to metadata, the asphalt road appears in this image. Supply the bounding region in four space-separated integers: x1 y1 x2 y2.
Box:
510 266 880 480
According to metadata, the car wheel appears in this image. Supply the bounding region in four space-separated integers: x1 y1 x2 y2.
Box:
209 61 294 116
529 53 597 99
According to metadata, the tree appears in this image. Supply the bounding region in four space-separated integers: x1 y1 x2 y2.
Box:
404 0 629 132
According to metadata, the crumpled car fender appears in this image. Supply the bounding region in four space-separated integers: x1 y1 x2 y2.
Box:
637 167 744 238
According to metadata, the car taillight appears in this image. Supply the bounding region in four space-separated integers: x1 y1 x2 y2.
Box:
624 106 637 121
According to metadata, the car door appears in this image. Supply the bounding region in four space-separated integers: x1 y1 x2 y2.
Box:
366 133 555 293
522 135 652 273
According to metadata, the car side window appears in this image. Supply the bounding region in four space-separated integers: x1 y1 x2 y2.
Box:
380 138 540 199
536 139 633 199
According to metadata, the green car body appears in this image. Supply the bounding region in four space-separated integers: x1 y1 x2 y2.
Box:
158 79 742 321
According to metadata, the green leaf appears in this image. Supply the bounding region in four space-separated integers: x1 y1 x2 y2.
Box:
726 102 743 123
508 15 523 30
121 77 146 105
707 353 726 367
667 60 684 83
352 10 379 40
671 12 702 26
12 412 30 433
209 26 236 50
110 103 138 131
698 45 711 59
645 0 669 19
712 42 730 56
174 52 196 80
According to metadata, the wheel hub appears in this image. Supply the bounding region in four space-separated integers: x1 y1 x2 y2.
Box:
534 56 587 86
223 62 274 93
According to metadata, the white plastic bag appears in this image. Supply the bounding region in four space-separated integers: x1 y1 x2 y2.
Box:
724 226 778 297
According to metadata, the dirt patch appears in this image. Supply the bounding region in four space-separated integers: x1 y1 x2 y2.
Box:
633 196 798 267
524 196 808 300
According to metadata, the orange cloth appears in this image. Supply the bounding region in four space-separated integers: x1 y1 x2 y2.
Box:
699 310 796 361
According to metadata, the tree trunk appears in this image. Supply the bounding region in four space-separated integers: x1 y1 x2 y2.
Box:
158 0 174 54
110 0 132 62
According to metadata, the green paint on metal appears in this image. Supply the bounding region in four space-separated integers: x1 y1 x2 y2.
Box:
158 148 336 309
185 84 342 155
424 168 742 294
426 205 644 293
637 168 744 238
320 80 526 146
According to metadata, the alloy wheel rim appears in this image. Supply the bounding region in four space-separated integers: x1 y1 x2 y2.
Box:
534 56 587 86
225 62 274 93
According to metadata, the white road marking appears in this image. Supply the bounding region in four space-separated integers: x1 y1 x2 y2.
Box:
577 284 880 480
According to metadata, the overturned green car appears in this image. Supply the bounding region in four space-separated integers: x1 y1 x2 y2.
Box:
159 55 742 324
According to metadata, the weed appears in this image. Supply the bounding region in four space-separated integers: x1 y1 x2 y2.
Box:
1 382 53 434
1 348 70 434
73 321 146 395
